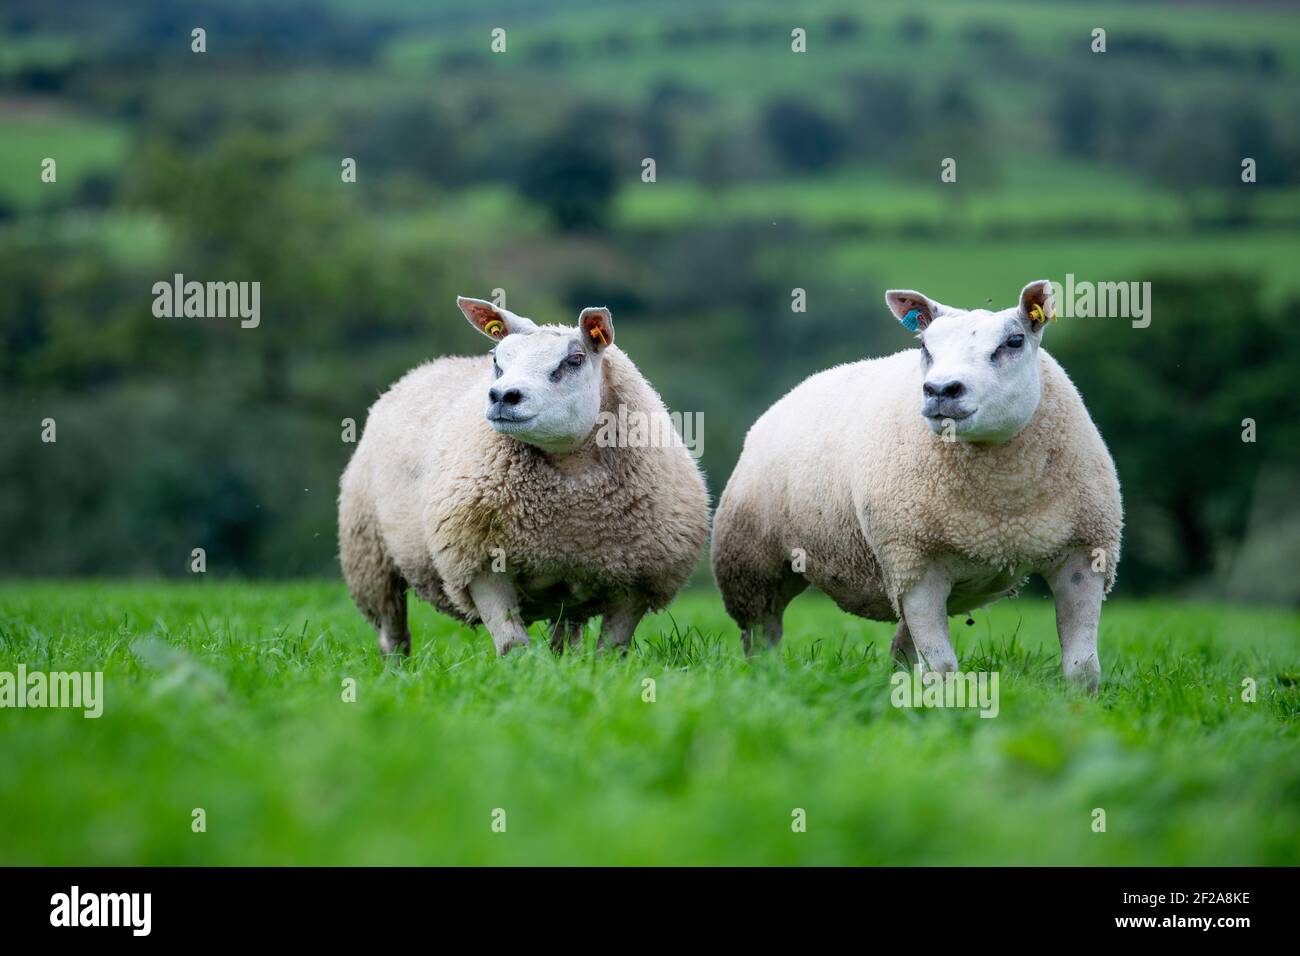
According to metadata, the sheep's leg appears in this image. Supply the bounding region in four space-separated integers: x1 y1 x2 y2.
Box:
338 495 410 656
739 573 805 654
899 565 957 673
468 571 531 657
377 592 410 656
598 600 648 654
548 619 567 653
889 619 918 665
1045 550 1103 693
548 618 588 654
741 615 784 655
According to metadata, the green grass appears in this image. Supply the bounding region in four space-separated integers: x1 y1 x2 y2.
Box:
0 113 126 209
1 581 1297 865
617 162 1300 234
813 229 1300 305
381 0 1300 97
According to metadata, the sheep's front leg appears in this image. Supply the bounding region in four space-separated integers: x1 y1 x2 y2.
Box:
598 599 648 654
1045 550 1103 693
899 564 957 673
468 571 530 657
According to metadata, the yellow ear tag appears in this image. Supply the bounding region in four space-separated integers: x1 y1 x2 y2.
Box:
483 318 505 338
589 326 607 346
1029 303 1054 325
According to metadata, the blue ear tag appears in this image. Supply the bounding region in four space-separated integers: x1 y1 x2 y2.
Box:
901 308 923 332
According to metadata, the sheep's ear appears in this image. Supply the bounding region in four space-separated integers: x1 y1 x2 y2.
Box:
1018 280 1056 334
457 296 536 341
578 306 614 353
885 290 941 333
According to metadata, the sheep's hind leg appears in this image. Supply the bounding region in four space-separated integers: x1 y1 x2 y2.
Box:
468 571 530 657
377 588 410 656
741 616 783 655
598 600 648 654
740 572 806 655
899 565 957 673
889 619 918 665
548 618 588 654
338 502 410 656
548 619 567 653
1045 549 1103 693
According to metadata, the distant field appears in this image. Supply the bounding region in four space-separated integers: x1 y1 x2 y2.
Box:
381 0 1300 99
816 229 1300 305
616 161 1300 233
1 581 1296 865
618 163 1179 232
0 114 126 209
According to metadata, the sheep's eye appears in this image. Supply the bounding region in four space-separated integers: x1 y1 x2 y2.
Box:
920 344 931 364
493 360 502 379
1005 334 1025 349
550 354 581 383
552 353 583 381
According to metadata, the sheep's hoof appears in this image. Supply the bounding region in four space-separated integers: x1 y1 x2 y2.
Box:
1063 658 1100 694
494 634 531 657
1068 678 1100 696
378 631 411 656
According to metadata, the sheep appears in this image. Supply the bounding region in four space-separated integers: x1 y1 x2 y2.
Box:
711 280 1122 691
339 296 709 657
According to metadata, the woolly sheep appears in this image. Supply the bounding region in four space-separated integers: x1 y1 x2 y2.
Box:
711 280 1122 691
339 297 709 657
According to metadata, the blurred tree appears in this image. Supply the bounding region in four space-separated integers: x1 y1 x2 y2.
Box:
846 73 916 164
761 98 845 172
517 131 618 231
1053 81 1103 159
898 14 932 44
1052 275 1300 594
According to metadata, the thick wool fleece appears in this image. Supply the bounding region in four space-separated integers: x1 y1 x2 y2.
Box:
712 348 1122 624
339 341 709 626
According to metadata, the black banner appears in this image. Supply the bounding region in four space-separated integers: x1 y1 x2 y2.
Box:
0 867 1285 942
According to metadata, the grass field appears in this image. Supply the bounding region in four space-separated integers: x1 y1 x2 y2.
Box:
1 580 1297 865
0 114 126 209
381 0 1300 99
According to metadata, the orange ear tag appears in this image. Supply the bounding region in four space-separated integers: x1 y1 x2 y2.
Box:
589 326 607 346
484 318 505 338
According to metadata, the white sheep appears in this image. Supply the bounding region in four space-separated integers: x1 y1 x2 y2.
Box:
339 297 709 657
711 280 1122 690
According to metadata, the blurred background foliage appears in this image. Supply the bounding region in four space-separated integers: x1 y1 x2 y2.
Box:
0 0 1297 601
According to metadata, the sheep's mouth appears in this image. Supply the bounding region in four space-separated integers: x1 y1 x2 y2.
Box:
924 408 973 423
487 412 537 427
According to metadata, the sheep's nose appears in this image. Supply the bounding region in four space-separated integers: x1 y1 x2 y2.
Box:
488 387 524 405
923 380 965 400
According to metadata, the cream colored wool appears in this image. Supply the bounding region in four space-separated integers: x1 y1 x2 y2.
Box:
712 348 1122 627
339 342 709 642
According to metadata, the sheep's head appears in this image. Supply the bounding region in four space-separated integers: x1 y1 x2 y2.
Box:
457 296 614 453
885 280 1055 443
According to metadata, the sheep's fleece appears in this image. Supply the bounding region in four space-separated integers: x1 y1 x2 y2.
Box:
712 347 1122 628
339 339 709 642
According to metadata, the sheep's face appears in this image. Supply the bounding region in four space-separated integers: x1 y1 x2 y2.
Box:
885 280 1055 443
457 297 614 453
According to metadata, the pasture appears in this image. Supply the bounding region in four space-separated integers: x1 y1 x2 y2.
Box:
1 580 1296 865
